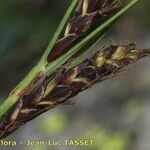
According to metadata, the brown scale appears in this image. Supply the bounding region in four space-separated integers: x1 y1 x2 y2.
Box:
10 71 44 97
47 0 122 62
0 43 149 139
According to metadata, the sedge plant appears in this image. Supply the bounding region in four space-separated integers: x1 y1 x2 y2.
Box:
0 0 149 139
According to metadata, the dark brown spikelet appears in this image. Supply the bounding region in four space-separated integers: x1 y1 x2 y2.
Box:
0 43 149 139
47 0 122 62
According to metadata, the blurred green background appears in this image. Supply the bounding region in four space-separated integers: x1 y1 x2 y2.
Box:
0 0 150 150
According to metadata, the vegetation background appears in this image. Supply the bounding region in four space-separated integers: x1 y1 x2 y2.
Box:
0 0 149 150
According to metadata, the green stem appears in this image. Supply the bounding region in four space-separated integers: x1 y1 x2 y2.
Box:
0 63 44 119
0 0 78 119
46 0 139 73
40 0 78 64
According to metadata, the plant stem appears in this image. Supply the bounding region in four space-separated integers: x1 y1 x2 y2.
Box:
0 0 78 119
0 0 141 138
